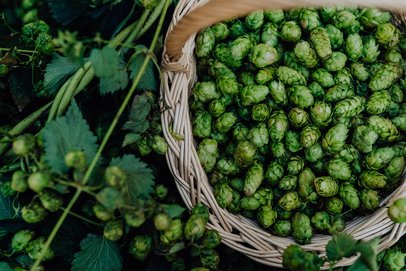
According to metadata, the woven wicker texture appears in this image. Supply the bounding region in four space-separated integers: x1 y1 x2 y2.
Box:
161 0 406 268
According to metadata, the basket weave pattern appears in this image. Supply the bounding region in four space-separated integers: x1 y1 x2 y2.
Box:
161 0 406 268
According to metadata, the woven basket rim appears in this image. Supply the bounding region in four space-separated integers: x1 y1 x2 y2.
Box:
160 0 406 268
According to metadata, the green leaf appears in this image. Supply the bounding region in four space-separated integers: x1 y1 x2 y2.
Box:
90 46 120 78
110 154 154 201
326 233 359 261
44 54 82 95
0 262 13 271
48 0 90 25
357 238 379 271
161 204 186 218
168 242 185 254
71 234 122 271
129 45 158 91
8 67 33 111
42 100 98 174
14 255 34 269
99 69 129 95
0 194 16 220
122 133 141 147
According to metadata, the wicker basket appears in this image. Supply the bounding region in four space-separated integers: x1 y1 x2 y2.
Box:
161 0 406 268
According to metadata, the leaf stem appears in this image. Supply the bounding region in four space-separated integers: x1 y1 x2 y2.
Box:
0 47 38 54
30 2 171 269
60 207 101 226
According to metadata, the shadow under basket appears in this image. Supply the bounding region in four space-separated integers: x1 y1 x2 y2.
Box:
161 0 406 268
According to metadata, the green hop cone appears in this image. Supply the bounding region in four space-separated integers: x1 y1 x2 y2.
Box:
11 230 35 252
265 161 284 186
308 82 324 99
239 85 269 106
311 68 334 88
248 123 269 148
193 111 212 138
388 198 406 223
64 150 86 170
160 219 183 245
12 134 36 156
216 158 239 175
334 96 365 118
215 112 237 133
333 10 360 33
256 67 275 85
385 156 406 184
22 202 47 223
229 20 245 39
200 249 220 270
249 43 279 68
335 68 353 85
288 107 309 128
130 235 152 261
383 249 406 271
305 143 324 163
257 206 277 228
279 174 298 191
311 211 330 231
125 209 146 227
366 90 391 115
310 101 333 128
298 167 318 202
202 229 222 249
267 110 289 142
93 203 114 222
376 23 400 48
365 146 403 170
195 28 215 58
351 62 369 82
103 220 123 241
287 157 304 175
209 60 235 79
191 203 210 222
193 81 220 103
276 66 307 86
245 10 264 30
210 23 229 41
359 8 391 28
324 52 347 72
136 136 151 156
251 104 270 122
300 125 321 148
326 158 352 181
385 47 403 63
268 80 288 105
243 162 264 196
272 220 292 237
217 76 239 95
360 189 380 210
322 124 349 154
154 184 168 200
328 216 346 235
390 84 404 103
369 64 403 92
151 135 168 155
39 190 63 212
310 27 332 60
26 237 54 261
264 9 285 24
233 124 249 141
278 191 300 211
35 32 54 55
271 142 290 163
285 130 302 153
104 166 126 187
367 115 399 142
289 86 314 109
214 183 233 208
280 21 301 42
185 214 207 242
314 176 339 197
346 33 363 61
325 24 344 50
292 213 313 245
360 170 387 189
261 23 279 47
234 140 257 167
352 125 379 154
294 41 318 68
339 183 360 209
299 9 320 31
11 170 28 193
197 139 218 172
154 213 171 231
325 197 344 215
282 245 323 271
362 36 381 63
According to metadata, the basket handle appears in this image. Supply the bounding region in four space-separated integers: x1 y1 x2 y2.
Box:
165 0 406 61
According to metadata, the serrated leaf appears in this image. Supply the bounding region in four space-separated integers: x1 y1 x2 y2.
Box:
43 100 98 174
8 68 33 111
44 54 82 95
90 47 120 78
326 233 359 261
129 45 158 91
110 154 154 201
0 194 16 220
99 69 129 95
122 133 141 147
357 238 379 271
71 234 122 271
0 262 13 271
14 255 34 269
161 204 186 218
48 0 90 25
